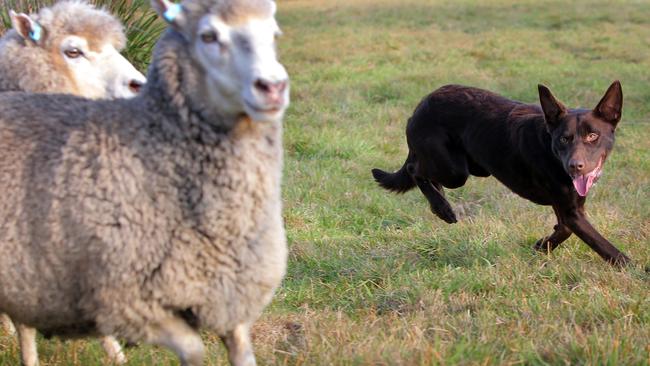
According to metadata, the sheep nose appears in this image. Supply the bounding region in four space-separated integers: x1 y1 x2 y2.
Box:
254 79 287 98
568 159 585 175
128 79 144 94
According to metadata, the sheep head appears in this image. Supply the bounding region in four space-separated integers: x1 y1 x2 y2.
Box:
153 0 289 123
8 2 146 99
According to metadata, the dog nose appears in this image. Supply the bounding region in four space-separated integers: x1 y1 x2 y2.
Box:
569 159 585 174
254 79 287 97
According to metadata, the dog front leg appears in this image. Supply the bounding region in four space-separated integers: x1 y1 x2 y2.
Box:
534 205 572 253
562 209 631 267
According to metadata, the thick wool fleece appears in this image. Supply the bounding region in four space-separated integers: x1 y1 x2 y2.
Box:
0 14 286 344
0 1 126 93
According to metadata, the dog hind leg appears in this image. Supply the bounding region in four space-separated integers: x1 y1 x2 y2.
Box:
410 134 470 190
405 161 457 223
414 177 457 224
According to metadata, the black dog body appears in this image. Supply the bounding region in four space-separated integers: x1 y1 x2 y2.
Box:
373 83 630 265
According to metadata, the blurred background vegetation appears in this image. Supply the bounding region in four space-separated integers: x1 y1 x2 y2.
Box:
0 0 164 71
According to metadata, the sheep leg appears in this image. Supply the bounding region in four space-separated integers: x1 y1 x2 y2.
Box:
149 317 204 366
221 324 256 366
101 336 126 364
1 313 16 334
16 323 39 366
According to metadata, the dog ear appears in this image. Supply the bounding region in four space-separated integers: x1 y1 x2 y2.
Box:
538 84 567 130
594 80 623 128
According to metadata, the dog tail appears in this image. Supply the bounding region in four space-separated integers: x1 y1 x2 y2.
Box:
372 153 416 193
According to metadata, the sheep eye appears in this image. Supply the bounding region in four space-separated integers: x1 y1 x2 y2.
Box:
586 133 599 142
64 48 83 59
200 31 219 44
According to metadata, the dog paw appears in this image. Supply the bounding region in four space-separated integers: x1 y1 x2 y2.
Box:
611 253 632 268
533 238 552 253
431 203 457 224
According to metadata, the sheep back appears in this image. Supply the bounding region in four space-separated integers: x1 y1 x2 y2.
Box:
0 87 287 341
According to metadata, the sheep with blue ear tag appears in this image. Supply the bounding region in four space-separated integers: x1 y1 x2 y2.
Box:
0 2 153 365
0 1 146 99
0 0 289 365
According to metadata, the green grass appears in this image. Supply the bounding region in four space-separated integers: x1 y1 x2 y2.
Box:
1 0 650 364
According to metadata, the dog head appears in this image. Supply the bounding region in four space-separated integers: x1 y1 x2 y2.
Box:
538 81 622 197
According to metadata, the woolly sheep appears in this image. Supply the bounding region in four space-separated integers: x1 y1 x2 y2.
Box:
0 1 149 364
0 0 289 365
0 1 146 98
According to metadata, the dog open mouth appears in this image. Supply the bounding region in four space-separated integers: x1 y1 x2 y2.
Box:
572 157 603 197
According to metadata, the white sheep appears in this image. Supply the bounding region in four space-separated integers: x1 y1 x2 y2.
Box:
0 1 149 364
0 1 146 98
0 0 289 365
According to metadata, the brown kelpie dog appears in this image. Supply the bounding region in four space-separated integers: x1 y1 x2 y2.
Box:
372 81 631 266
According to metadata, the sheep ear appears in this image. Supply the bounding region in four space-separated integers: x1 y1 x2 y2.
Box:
151 0 187 29
10 11 44 45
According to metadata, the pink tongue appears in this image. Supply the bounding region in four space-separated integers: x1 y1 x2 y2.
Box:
573 175 595 197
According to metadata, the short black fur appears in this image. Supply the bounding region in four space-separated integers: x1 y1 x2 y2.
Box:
372 82 630 266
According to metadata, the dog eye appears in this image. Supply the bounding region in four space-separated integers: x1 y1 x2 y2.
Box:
64 48 83 59
586 133 599 142
200 31 219 44
559 136 570 144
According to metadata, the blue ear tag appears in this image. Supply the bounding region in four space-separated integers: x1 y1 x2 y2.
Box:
163 3 183 22
29 22 42 42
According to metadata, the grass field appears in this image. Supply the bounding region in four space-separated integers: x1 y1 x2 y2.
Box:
1 0 649 364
